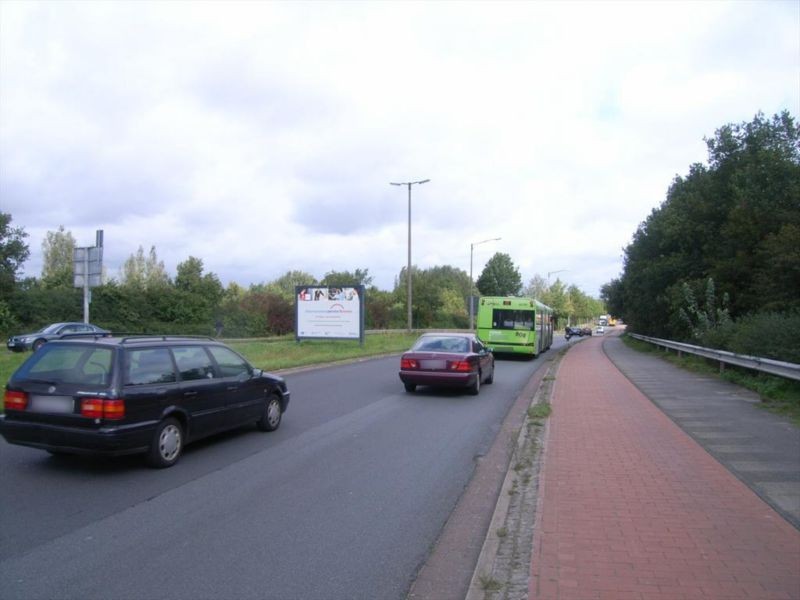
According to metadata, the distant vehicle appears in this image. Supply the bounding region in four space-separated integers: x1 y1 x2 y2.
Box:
6 322 110 352
565 326 585 340
476 296 553 357
399 333 495 395
598 315 609 327
0 335 290 468
608 316 618 327
581 327 593 336
595 326 605 335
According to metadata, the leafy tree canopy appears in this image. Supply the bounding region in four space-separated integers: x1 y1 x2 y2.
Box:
0 212 29 301
609 110 799 338
476 252 522 297
41 225 75 288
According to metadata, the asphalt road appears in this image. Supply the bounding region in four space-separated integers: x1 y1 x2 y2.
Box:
0 340 564 600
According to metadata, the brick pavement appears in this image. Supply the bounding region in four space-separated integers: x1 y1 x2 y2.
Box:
528 337 800 600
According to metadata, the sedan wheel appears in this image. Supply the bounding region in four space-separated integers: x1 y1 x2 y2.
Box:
469 372 481 396
32 339 46 352
485 361 494 384
404 383 417 393
257 395 282 431
147 418 183 468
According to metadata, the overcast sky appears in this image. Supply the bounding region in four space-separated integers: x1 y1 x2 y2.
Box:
1 1 797 296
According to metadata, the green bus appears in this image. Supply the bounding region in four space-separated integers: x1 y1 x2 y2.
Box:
476 296 554 357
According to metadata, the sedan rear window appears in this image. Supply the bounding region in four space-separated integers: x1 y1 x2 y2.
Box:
14 345 113 386
412 336 469 353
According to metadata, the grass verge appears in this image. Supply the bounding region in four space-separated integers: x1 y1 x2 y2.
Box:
622 335 800 426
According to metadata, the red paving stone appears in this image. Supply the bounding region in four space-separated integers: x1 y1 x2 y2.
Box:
529 338 800 600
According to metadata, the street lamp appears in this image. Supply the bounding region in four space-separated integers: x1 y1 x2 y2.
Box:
469 237 502 330
547 269 567 281
390 179 430 331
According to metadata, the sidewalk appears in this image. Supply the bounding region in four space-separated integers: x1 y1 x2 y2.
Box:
529 334 800 600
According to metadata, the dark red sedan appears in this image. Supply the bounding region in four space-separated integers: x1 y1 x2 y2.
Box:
398 333 495 395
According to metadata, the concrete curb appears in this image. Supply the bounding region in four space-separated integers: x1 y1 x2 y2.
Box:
463 348 566 600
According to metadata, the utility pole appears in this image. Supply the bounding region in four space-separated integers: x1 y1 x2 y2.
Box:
390 179 430 331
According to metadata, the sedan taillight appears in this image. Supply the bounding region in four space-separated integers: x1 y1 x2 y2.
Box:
4 390 28 411
401 358 419 370
447 360 474 373
81 398 125 420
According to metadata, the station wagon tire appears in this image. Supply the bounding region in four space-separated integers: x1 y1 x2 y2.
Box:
256 394 282 432
469 373 481 396
147 417 183 468
404 383 417 393
32 339 46 352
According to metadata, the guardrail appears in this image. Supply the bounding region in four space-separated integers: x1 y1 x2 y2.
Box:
628 333 800 382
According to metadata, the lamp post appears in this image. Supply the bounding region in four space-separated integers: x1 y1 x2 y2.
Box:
547 269 567 281
390 179 430 331
469 237 502 330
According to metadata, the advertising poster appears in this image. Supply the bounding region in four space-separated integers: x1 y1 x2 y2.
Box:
295 285 365 342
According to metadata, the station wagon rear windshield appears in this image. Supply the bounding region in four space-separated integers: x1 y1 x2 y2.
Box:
14 344 113 386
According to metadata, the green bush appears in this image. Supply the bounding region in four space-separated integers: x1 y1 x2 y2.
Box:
699 311 800 363
729 312 800 363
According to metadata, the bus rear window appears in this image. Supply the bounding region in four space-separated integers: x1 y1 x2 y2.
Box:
492 309 534 331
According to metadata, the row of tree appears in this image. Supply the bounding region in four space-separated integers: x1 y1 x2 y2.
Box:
0 216 603 337
601 111 799 362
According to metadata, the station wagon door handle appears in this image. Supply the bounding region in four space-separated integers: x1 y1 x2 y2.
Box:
183 391 198 397
227 385 238 391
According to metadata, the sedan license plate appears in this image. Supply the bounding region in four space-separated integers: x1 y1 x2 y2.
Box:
28 395 74 414
420 360 446 370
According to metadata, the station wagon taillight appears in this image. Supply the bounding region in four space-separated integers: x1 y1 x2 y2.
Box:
448 360 473 373
401 358 419 369
4 390 28 411
80 398 125 420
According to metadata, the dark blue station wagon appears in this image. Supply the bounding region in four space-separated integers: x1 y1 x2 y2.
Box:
0 336 290 468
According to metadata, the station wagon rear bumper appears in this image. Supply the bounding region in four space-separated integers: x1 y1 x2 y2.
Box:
0 415 154 457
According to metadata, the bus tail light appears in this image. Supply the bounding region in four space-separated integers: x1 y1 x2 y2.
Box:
4 390 28 411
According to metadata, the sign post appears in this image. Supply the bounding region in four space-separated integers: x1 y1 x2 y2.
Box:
73 230 104 323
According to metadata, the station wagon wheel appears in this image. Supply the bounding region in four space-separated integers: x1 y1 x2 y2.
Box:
256 394 282 432
147 417 183 468
404 383 417 393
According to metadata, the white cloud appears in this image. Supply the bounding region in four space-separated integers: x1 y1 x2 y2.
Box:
1 0 797 296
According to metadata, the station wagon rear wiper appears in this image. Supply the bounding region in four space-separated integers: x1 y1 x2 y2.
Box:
23 378 59 386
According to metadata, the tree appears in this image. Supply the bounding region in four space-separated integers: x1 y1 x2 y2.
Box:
609 111 800 336
174 257 224 325
0 212 29 302
476 253 522 297
121 246 169 289
320 268 373 287
41 225 75 288
523 274 548 300
263 270 317 299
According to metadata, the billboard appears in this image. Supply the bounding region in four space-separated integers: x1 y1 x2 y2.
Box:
295 285 365 343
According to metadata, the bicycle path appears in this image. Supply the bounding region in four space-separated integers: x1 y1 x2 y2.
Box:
528 333 800 600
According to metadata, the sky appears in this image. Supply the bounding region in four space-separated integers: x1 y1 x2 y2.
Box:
1 1 798 297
